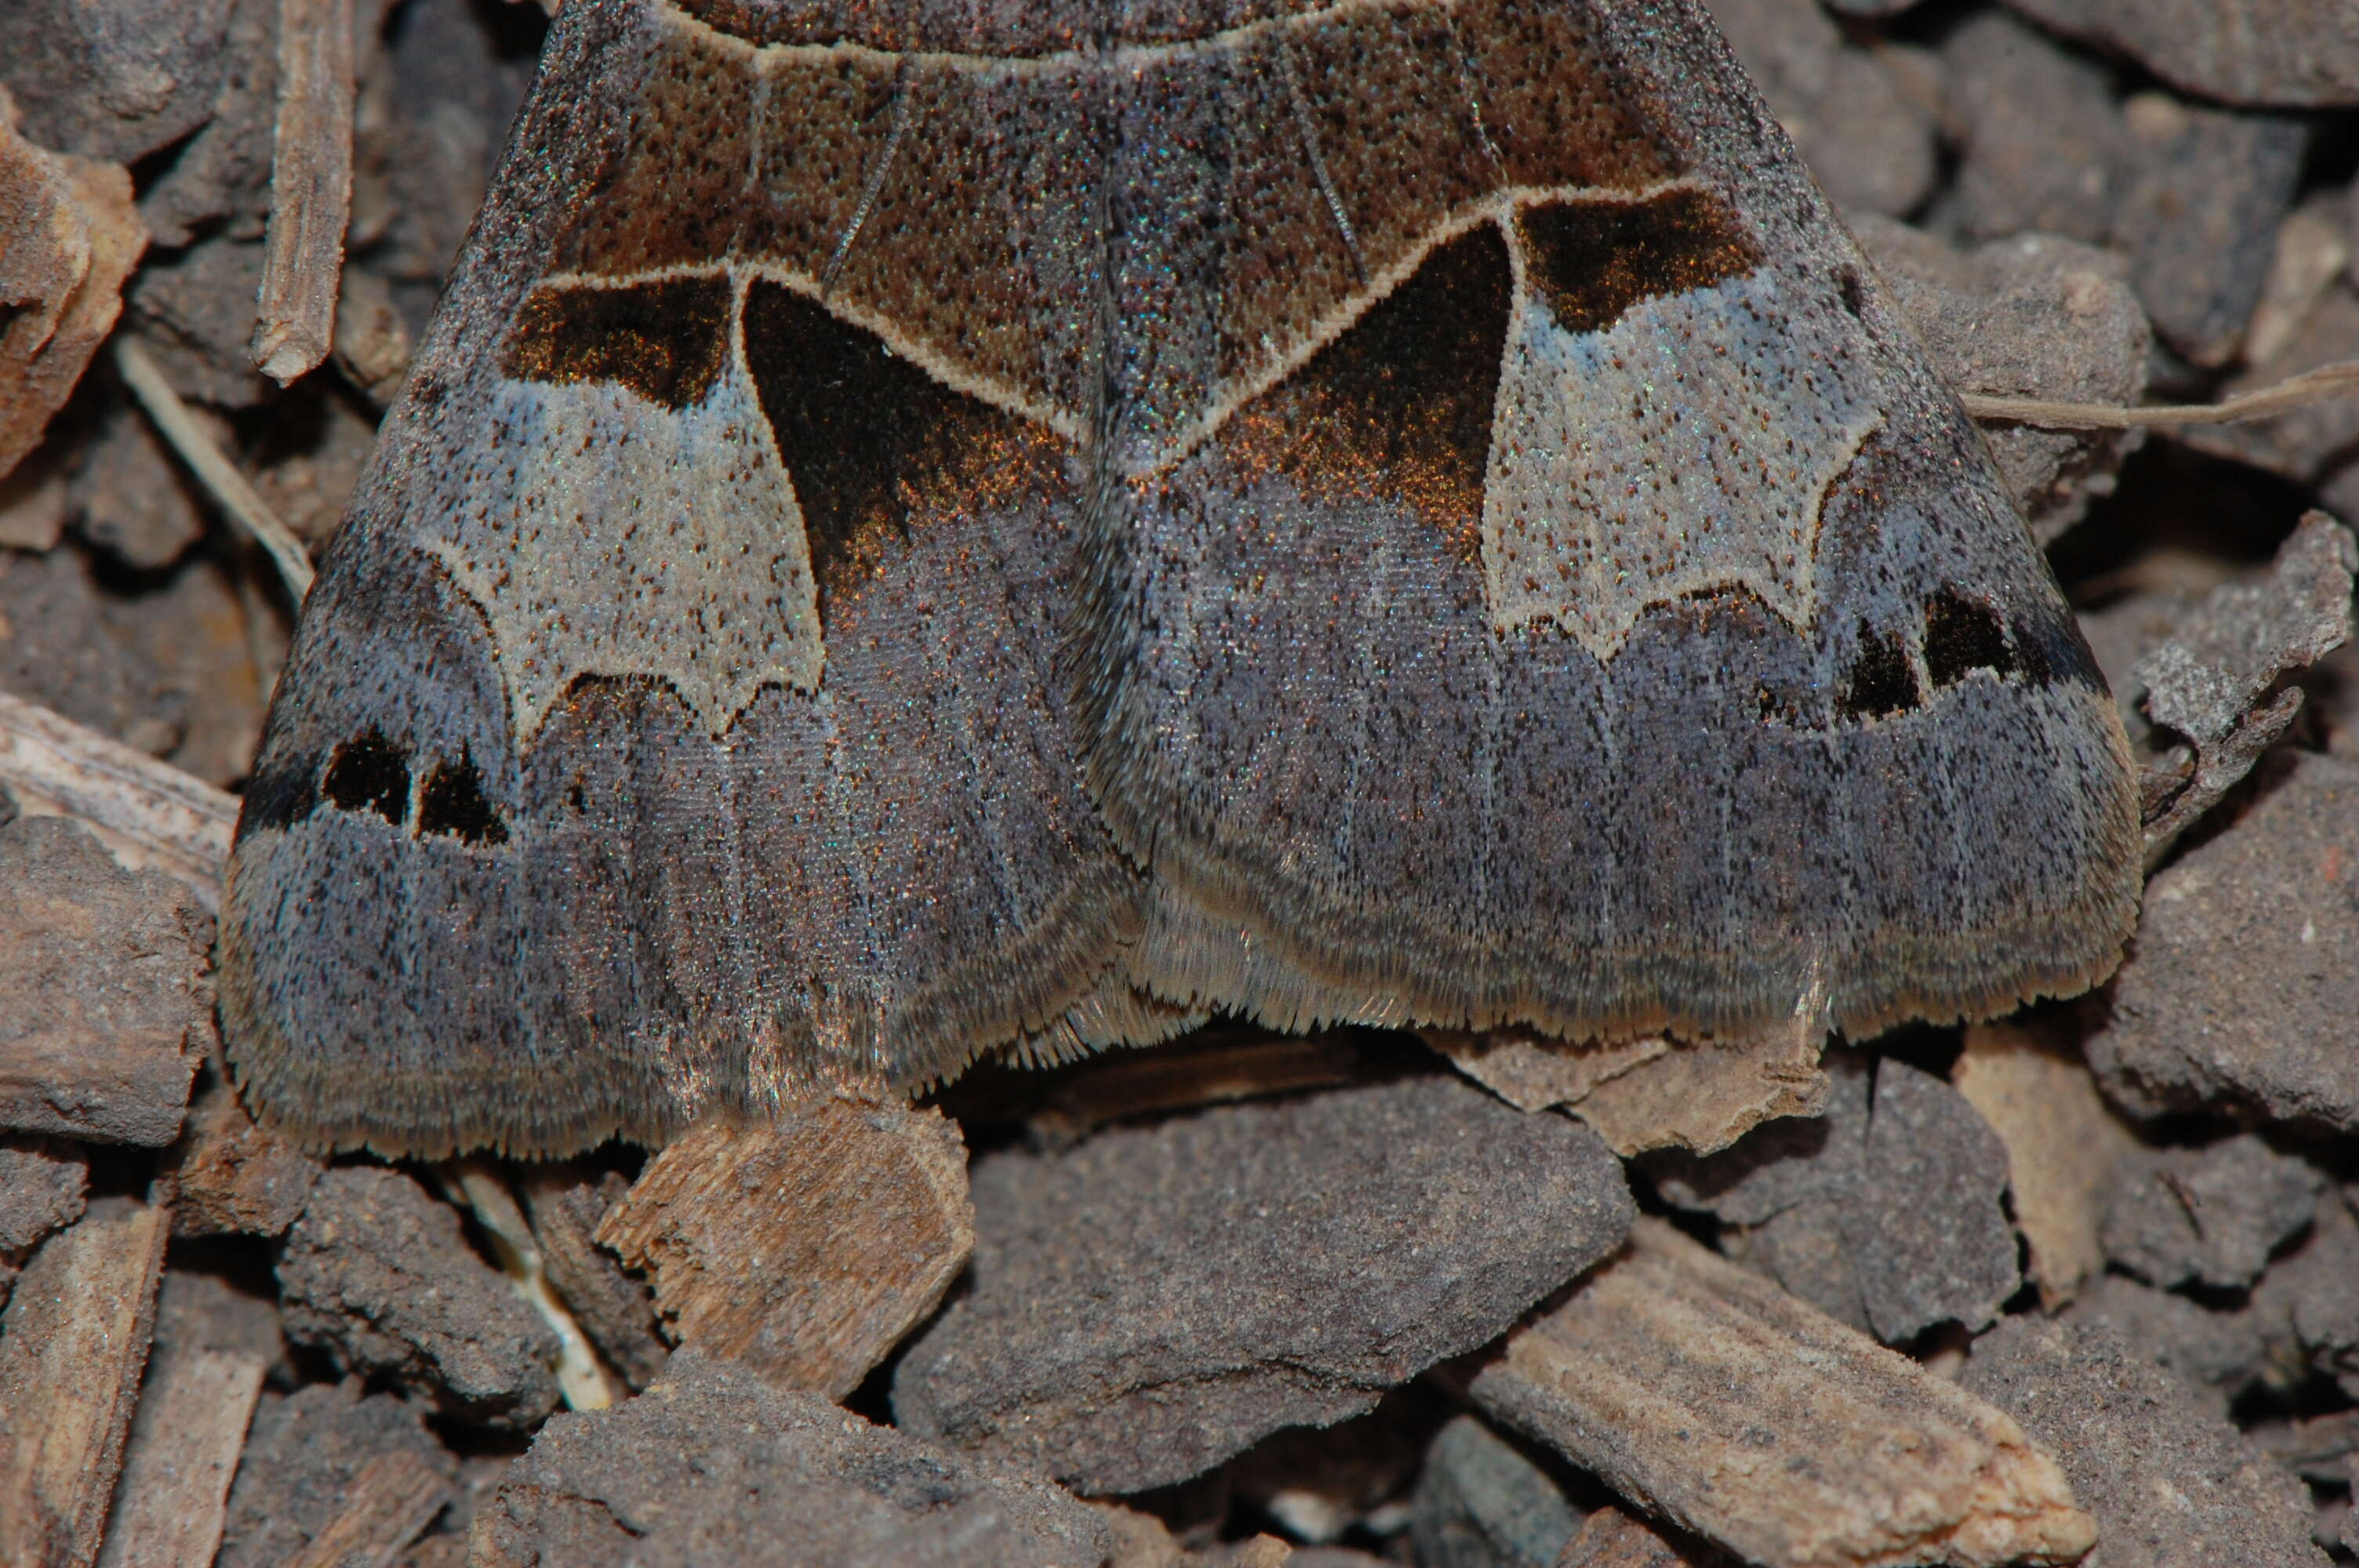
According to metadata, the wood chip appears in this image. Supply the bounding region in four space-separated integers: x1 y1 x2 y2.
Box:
0 814 213 1147
1430 1019 1829 1156
1953 1022 2137 1307
162 1075 322 1237
597 1099 972 1401
0 1196 169 1568
0 690 237 910
1467 1218 2095 1568
0 122 145 479
279 1449 452 1568
95 1348 267 1568
252 0 357 384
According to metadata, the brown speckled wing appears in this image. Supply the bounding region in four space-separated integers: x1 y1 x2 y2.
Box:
1075 0 2140 1044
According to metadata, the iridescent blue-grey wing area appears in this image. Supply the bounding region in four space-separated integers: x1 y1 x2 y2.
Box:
221 0 1140 1156
1078 0 2139 1045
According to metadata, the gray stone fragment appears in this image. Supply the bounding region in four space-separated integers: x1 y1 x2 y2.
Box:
471 1352 1113 1568
278 1166 561 1430
1704 0 1942 217
124 241 276 410
1852 1058 2023 1342
893 1075 1633 1495
1940 11 2125 247
68 405 209 572
2101 1135 2323 1290
1960 1317 2330 1568
2111 93 2310 368
2252 1188 2359 1401
2061 1272 2266 1414
216 1380 457 1568
2135 515 2357 856
1650 1051 2018 1342
2089 750 2359 1133
0 0 238 165
138 0 278 246
0 1135 86 1250
1408 1415 1583 1568
1853 217 2150 543
2002 0 2359 107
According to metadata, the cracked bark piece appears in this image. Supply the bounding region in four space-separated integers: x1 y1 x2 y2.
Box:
1429 1022 1829 1157
472 1351 1113 1568
1648 1051 2019 1342
278 1165 561 1429
0 813 212 1145
2110 93 2310 368
2089 750 2359 1132
2001 0 2359 107
1704 0 1941 217
596 1101 966 1401
2133 515 2357 858
216 1380 459 1568
895 1075 1634 1494
0 1196 169 1568
2100 1134 2323 1290
0 1133 87 1250
518 1163 667 1391
161 1071 322 1236
1408 1415 1583 1568
1953 1022 2139 1306
0 121 145 481
1960 1317 2331 1567
1853 218 2150 544
1470 1218 2094 1568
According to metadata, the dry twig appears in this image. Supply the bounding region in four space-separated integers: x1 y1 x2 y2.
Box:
112 336 314 603
253 0 358 385
1964 358 2359 430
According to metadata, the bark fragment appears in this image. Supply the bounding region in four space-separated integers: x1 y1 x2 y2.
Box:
596 1099 969 1401
1467 1219 2094 1568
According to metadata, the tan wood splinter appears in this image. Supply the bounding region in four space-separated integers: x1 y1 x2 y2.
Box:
1467 1219 2096 1568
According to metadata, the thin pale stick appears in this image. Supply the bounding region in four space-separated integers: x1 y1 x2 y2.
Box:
112 336 315 601
1964 358 2359 431
439 1160 620 1411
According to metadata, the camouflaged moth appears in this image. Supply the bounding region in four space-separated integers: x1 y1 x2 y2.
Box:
221 0 2141 1156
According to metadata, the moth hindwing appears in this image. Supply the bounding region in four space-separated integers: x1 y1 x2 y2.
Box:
220 0 2139 1156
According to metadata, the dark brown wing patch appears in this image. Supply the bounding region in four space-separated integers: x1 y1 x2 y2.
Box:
1212 223 1512 557
1515 186 1761 336
741 280 1060 629
501 276 733 408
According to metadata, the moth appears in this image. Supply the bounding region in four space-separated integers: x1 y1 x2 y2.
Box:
222 0 2141 1156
